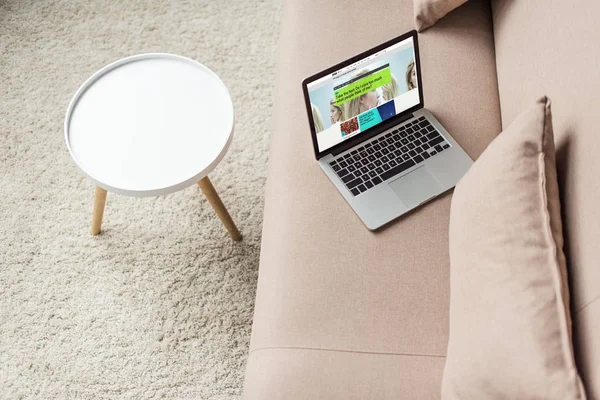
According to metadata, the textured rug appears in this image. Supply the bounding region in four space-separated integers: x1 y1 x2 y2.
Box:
0 0 281 398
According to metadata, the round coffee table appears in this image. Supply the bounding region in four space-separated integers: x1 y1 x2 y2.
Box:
65 53 241 241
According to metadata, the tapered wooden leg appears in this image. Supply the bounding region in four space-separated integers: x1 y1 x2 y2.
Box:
91 186 107 236
198 176 242 241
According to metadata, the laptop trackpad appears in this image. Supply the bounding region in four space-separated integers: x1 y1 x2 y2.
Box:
388 166 442 209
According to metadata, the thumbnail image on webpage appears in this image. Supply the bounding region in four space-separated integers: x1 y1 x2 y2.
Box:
307 37 419 153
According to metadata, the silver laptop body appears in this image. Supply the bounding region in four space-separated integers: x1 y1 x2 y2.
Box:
303 30 473 230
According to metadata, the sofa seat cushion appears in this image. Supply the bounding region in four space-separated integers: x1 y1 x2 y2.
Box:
244 348 445 399
243 0 501 398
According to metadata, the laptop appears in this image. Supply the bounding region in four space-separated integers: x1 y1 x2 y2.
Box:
302 30 473 230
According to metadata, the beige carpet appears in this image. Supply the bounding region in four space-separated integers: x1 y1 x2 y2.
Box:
0 0 281 398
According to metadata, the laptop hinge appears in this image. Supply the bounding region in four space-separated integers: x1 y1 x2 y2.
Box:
329 112 414 157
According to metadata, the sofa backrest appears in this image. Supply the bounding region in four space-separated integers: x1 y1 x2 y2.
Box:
491 1 600 397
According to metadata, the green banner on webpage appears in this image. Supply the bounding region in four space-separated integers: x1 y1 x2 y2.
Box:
334 67 392 106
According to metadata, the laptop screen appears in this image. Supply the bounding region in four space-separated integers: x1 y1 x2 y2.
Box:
305 35 420 154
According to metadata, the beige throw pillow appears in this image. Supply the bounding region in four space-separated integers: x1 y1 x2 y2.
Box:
443 97 587 399
413 0 468 31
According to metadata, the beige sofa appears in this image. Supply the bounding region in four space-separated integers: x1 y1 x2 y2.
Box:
243 0 600 398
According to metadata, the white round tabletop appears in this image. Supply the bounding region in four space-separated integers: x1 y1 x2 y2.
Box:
65 53 234 197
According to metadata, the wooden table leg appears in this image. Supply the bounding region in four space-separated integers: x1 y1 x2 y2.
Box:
91 186 108 236
198 176 242 241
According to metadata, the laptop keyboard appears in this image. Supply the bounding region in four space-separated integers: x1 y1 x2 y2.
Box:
329 116 451 196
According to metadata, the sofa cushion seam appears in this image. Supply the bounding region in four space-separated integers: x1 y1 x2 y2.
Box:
248 345 446 358
575 295 600 314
